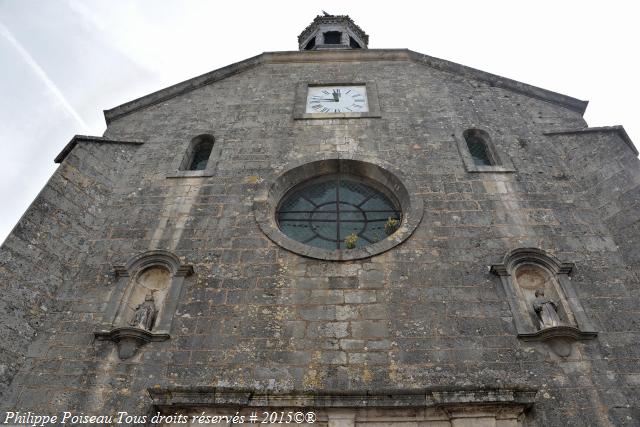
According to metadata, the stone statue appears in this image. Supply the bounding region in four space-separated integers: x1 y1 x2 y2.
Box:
130 294 157 331
533 289 561 329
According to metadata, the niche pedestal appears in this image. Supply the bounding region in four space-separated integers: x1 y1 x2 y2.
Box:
95 327 170 360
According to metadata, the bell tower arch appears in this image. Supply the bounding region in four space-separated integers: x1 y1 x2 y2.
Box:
298 13 369 51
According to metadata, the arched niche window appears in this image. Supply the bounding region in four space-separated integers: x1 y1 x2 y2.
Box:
117 266 172 331
464 129 494 166
514 264 575 329
95 250 193 359
169 133 217 178
323 31 342 44
491 248 596 356
183 134 214 171
454 127 515 173
304 37 316 50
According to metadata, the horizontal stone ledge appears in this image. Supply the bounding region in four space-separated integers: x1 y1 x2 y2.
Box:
54 134 145 163
544 125 637 156
147 386 537 410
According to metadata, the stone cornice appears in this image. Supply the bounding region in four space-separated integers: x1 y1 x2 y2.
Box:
103 49 589 125
147 387 538 410
54 134 144 163
544 125 638 156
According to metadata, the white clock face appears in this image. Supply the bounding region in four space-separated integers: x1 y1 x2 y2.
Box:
306 86 369 113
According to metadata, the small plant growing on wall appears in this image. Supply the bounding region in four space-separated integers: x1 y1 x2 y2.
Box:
345 233 358 249
384 217 399 235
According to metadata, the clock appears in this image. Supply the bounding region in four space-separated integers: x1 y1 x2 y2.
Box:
305 85 369 114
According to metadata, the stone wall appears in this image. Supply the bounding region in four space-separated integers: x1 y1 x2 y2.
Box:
1 52 637 425
0 141 140 404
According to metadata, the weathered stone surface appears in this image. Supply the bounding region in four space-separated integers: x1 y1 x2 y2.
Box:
0 29 638 427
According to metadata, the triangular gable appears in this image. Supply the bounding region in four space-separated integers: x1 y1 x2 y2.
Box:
104 49 588 124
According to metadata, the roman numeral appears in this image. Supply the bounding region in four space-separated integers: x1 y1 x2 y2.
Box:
322 90 330 95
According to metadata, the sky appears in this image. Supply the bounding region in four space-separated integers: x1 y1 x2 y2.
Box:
0 0 639 243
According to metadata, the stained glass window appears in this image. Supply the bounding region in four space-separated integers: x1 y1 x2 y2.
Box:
276 175 402 250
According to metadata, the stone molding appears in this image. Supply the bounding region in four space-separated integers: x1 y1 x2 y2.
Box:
147 387 537 411
253 156 424 261
95 327 170 360
54 134 144 163
113 249 194 278
490 248 574 276
104 49 588 124
518 325 597 342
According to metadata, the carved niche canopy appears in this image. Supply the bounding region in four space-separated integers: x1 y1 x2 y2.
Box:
95 250 193 360
490 248 597 357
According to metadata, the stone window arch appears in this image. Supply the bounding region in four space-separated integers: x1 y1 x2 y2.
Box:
95 250 193 359
453 126 515 173
169 133 218 178
182 134 215 171
464 129 494 166
491 248 596 356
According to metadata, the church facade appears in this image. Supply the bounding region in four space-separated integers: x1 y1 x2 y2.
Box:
1 15 639 426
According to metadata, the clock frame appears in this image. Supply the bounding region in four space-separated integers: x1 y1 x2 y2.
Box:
306 85 369 114
293 81 382 120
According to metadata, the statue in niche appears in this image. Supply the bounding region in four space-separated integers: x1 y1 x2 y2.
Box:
130 293 157 331
533 289 561 329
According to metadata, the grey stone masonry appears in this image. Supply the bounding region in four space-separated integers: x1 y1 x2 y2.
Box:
0 46 638 426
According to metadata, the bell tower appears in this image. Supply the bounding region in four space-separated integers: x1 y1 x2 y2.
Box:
298 13 369 51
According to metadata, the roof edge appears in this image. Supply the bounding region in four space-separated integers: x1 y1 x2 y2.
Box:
55 135 144 164
406 50 588 115
104 53 264 124
544 125 638 156
103 49 589 125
